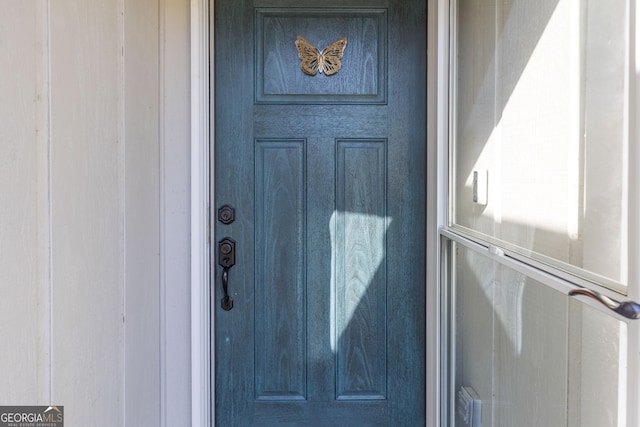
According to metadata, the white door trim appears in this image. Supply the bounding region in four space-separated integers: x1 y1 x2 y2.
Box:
190 1 441 426
190 0 212 425
427 2 449 426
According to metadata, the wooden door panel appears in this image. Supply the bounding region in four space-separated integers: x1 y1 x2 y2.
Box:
254 139 307 400
215 0 425 425
335 139 388 400
255 8 387 104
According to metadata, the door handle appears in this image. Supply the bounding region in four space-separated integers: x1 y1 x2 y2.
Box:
218 238 236 311
569 288 640 320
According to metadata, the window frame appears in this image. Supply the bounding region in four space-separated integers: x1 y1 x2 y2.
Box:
435 0 640 425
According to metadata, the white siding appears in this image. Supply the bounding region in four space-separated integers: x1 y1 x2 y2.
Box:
0 1 51 404
0 0 191 425
159 1 193 425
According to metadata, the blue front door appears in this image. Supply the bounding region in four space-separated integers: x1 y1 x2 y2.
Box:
214 1 426 425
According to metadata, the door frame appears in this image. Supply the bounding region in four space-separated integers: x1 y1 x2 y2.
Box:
189 1 443 425
190 0 212 425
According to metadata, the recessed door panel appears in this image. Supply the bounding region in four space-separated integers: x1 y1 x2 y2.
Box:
255 8 387 104
255 139 307 401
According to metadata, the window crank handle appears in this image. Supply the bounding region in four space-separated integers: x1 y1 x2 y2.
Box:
569 288 640 320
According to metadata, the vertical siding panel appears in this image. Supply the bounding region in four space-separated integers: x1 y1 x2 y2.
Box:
0 1 51 404
160 0 192 424
124 0 161 425
49 0 123 424
0 0 192 423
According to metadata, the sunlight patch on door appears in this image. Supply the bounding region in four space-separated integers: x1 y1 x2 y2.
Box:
329 210 391 352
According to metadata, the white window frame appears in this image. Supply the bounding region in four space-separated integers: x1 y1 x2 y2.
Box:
436 0 640 425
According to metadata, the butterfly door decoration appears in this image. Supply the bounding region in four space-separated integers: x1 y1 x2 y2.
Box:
294 36 347 76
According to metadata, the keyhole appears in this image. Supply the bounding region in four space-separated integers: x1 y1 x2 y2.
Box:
221 243 232 254
218 205 235 225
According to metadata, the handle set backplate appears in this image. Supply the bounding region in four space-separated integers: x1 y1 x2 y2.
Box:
218 238 236 311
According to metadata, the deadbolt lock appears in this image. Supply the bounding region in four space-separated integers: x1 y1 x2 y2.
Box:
218 205 235 225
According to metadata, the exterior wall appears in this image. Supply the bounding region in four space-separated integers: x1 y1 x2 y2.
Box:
0 0 191 425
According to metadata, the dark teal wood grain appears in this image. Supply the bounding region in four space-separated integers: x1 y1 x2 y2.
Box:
255 8 387 104
335 140 387 399
255 140 307 400
215 0 426 425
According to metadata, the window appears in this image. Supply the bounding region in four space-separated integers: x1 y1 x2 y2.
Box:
441 1 639 425
451 0 630 290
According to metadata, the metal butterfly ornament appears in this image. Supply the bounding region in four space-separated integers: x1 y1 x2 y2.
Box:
294 35 347 76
